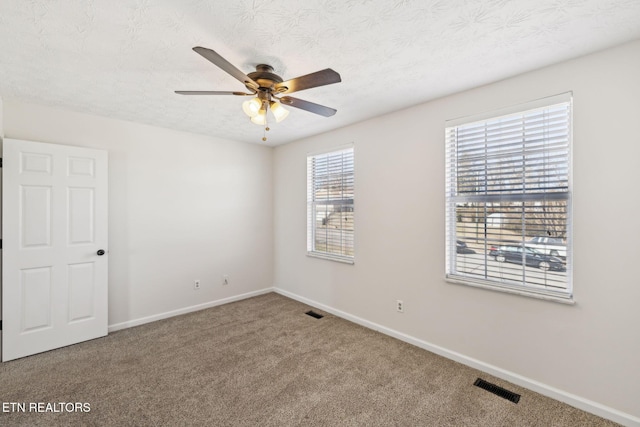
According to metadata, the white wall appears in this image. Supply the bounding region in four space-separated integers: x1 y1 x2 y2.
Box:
274 39 640 421
3 101 274 328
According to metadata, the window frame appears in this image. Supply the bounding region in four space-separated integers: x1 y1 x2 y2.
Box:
445 93 573 303
306 145 355 264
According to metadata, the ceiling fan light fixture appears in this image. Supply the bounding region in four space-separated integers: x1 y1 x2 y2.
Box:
270 101 289 123
242 97 262 117
250 106 268 125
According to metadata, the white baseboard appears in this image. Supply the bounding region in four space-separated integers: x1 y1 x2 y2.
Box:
274 288 640 427
108 287 274 333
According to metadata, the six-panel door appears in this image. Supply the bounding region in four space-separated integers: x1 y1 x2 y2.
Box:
2 138 108 361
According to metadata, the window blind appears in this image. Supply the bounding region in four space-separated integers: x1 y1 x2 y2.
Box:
307 147 354 263
445 94 572 300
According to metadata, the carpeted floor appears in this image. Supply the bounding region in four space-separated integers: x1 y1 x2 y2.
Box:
0 292 618 426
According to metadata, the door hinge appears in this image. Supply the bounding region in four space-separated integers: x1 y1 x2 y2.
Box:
0 158 3 167
0 320 2 331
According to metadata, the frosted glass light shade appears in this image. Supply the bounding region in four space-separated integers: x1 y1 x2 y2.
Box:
250 109 267 125
242 98 262 117
270 101 289 123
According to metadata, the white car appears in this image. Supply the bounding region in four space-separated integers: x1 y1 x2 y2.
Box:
526 236 566 259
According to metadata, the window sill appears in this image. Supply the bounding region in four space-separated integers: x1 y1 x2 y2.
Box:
446 275 574 305
307 251 354 264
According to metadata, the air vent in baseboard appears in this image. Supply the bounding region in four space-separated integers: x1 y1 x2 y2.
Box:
474 378 520 403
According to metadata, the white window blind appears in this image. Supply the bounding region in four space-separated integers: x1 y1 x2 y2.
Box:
307 147 354 263
445 94 572 301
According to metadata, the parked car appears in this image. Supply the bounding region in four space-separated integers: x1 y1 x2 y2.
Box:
489 245 499 257
490 245 565 271
526 236 567 259
456 240 475 254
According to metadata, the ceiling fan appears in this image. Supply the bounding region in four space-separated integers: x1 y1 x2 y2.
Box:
176 47 341 141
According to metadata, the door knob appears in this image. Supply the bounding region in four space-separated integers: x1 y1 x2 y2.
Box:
97 249 106 256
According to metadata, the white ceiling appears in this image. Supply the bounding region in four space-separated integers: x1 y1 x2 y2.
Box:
1 0 639 146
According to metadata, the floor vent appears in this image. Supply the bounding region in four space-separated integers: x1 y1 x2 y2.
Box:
474 378 520 403
305 310 324 319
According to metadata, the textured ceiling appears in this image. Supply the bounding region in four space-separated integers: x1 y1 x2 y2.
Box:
1 0 639 146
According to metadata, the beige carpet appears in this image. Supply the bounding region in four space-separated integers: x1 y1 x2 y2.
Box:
0 292 618 426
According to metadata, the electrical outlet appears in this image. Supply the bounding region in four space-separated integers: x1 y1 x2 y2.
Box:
194 280 201 290
222 275 229 286
396 300 404 313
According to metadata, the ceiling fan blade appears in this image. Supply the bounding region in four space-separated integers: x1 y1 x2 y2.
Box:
280 96 337 117
192 46 259 89
276 69 341 94
175 91 251 96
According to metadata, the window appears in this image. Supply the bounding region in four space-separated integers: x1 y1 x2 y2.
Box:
307 146 354 263
445 93 572 301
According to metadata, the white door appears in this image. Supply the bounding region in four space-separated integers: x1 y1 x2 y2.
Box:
2 138 108 361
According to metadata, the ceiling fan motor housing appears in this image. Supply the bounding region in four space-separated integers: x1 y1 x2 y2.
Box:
247 64 287 94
